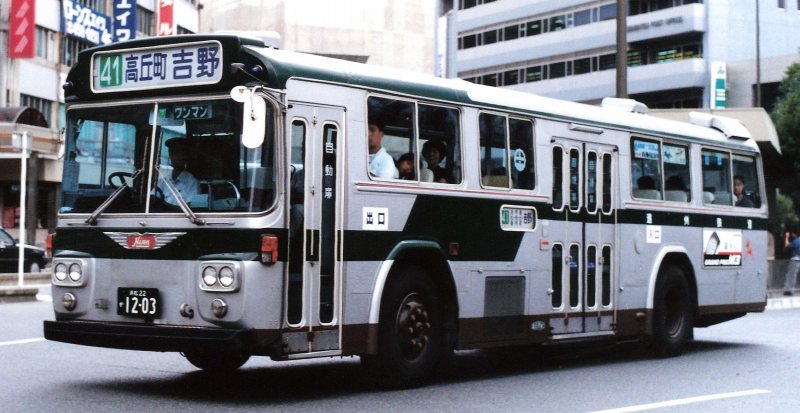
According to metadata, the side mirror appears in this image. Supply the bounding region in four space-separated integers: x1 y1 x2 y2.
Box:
231 86 266 149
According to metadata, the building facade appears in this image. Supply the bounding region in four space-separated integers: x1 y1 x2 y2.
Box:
0 0 199 241
200 0 437 74
441 0 800 110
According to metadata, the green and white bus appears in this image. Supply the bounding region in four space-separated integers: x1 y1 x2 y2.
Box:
45 35 768 388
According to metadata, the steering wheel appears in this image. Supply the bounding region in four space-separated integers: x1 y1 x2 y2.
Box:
108 171 134 189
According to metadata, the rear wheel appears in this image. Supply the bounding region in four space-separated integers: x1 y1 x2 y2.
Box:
363 265 447 388
26 261 41 273
650 266 693 357
183 350 250 373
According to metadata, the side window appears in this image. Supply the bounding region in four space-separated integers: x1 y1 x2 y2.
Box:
552 146 564 209
569 148 580 211
509 118 535 190
631 138 662 200
367 97 411 180
663 144 690 202
586 151 598 213
601 153 613 213
419 104 462 184
479 113 510 188
732 154 760 208
701 149 731 206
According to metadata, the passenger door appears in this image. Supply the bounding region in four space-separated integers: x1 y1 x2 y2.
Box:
548 139 617 336
285 104 345 355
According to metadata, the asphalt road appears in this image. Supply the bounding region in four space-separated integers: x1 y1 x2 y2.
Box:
2 294 799 412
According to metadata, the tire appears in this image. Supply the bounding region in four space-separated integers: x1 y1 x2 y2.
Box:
183 350 250 373
363 265 447 388
650 266 694 357
26 261 41 273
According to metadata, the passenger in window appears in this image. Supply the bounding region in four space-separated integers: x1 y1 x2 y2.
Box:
422 139 448 183
637 175 656 190
733 175 754 207
367 118 399 179
158 137 200 204
396 153 415 180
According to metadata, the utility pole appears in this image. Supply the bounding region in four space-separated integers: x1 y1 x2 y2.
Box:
755 0 762 107
616 0 628 98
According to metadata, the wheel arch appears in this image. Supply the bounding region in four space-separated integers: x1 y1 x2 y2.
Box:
646 246 698 315
366 240 459 352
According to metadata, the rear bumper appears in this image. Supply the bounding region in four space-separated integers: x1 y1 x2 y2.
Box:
44 320 274 353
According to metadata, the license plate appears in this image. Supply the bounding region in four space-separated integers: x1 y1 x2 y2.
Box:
117 288 160 318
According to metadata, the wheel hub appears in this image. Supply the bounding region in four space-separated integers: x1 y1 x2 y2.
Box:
396 293 432 360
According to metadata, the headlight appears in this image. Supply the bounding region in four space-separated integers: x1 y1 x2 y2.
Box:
202 266 218 286
54 263 68 281
219 266 235 287
68 263 82 282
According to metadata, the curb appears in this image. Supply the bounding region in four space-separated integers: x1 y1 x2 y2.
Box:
765 296 800 311
0 286 40 303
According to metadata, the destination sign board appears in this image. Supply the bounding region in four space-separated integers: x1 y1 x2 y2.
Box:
92 41 223 93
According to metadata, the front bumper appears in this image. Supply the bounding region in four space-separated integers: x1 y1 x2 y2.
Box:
44 320 276 353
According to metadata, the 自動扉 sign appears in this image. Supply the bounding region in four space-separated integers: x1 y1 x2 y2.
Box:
91 41 223 93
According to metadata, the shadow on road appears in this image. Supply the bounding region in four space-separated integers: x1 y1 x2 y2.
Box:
74 338 757 403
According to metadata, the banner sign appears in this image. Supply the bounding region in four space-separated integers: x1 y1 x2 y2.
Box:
92 41 223 93
703 229 742 267
113 0 137 42
158 0 174 36
9 0 36 58
62 0 113 46
710 61 727 109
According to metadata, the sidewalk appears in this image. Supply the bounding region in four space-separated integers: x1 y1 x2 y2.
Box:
0 272 49 303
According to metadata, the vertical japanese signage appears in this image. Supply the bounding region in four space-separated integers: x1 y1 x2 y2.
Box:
9 0 35 58
158 0 174 36
62 0 113 46
710 61 727 109
113 0 137 42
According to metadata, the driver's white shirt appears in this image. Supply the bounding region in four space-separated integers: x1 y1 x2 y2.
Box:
157 170 200 205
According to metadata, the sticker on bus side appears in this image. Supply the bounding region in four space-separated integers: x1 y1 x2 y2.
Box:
91 41 223 93
702 229 742 266
362 207 389 231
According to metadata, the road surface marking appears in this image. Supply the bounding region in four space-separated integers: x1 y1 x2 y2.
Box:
588 389 771 413
0 337 46 347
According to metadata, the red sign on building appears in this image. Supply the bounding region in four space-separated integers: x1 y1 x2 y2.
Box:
158 0 174 36
9 0 35 58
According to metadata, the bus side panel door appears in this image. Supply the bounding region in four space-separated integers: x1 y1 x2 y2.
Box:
583 143 617 332
285 104 345 354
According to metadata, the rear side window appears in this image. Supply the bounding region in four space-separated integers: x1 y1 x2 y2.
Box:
701 149 731 206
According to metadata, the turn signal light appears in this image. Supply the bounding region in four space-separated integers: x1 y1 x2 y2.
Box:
261 235 278 264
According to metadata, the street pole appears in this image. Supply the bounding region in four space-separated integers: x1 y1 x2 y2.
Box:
616 0 628 98
755 0 762 107
17 131 28 287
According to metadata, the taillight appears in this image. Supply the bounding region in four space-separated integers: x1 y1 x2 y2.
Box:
46 233 54 258
261 235 278 264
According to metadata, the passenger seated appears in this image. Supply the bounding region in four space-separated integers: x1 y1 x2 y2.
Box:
422 139 448 183
396 153 415 180
633 175 661 200
664 175 689 202
733 175 754 207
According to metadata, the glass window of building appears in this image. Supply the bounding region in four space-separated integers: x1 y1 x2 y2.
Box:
599 4 617 20
35 26 57 61
574 9 591 26
20 94 53 127
137 6 155 36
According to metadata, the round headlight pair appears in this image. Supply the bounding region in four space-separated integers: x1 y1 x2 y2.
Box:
54 263 82 282
201 266 235 288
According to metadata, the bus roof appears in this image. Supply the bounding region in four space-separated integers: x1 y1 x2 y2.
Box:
66 34 758 152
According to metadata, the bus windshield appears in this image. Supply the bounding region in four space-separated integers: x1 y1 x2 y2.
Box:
60 97 276 216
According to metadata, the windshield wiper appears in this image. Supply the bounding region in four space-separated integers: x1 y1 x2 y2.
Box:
156 168 205 226
86 169 144 225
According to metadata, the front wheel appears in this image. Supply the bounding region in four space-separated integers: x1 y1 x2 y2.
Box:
363 266 447 388
183 350 250 373
649 266 694 357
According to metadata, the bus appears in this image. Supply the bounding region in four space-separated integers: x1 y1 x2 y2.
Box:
44 35 768 388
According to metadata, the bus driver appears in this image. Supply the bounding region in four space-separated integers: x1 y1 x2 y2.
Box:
158 137 200 204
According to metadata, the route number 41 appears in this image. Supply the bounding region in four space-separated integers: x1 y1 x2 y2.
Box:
99 54 123 88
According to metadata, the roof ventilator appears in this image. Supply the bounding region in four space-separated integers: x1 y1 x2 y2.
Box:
687 112 752 141
601 97 649 114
